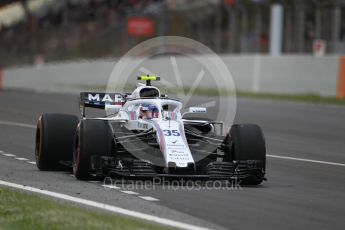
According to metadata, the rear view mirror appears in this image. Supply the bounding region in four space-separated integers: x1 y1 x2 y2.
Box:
188 107 207 113
182 107 207 118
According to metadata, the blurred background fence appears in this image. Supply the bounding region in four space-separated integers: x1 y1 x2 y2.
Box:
1 0 345 67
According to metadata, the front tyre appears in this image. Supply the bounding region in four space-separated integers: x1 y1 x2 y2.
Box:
35 113 79 170
73 120 113 180
226 124 266 185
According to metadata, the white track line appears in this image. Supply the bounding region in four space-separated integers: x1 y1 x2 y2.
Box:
15 157 29 161
2 153 16 157
267 154 345 167
120 190 139 195
103 185 120 190
0 120 36 129
139 196 160 201
0 180 208 230
27 161 36 165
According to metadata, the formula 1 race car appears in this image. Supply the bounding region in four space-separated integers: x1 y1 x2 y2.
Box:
35 76 266 185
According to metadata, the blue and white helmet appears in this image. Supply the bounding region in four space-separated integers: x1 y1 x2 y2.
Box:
140 104 159 119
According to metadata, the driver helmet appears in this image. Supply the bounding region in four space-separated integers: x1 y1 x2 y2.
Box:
140 104 159 119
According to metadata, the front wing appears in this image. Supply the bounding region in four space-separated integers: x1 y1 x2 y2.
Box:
92 156 265 182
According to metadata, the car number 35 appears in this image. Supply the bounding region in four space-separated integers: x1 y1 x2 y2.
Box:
163 130 180 136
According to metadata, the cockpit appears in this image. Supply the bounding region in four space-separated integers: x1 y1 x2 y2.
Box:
125 99 182 121
139 104 159 119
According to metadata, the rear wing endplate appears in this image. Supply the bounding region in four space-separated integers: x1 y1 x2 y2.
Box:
79 92 125 117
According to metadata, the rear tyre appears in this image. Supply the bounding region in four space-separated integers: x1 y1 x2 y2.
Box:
73 119 113 180
227 124 266 185
35 113 79 170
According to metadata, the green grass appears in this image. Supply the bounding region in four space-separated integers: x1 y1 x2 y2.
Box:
0 187 168 230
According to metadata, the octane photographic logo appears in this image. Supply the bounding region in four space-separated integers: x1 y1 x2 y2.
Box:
103 177 243 191
106 36 237 166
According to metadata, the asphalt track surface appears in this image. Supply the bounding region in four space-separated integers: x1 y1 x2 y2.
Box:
1 89 345 230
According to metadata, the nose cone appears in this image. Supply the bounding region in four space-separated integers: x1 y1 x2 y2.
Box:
166 161 196 174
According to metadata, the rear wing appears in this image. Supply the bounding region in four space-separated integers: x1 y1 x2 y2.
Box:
79 92 125 117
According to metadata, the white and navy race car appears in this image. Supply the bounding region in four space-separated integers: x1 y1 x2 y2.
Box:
35 76 266 185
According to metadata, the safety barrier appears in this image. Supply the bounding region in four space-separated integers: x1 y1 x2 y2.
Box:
2 55 344 98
